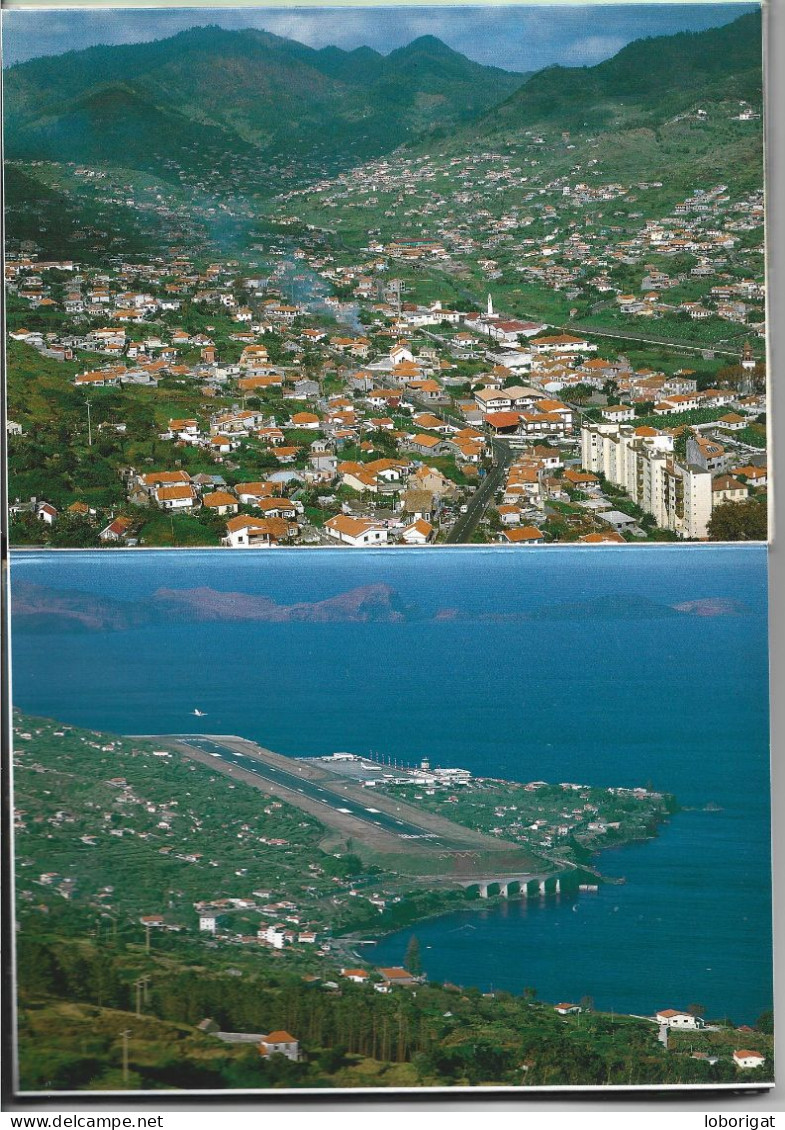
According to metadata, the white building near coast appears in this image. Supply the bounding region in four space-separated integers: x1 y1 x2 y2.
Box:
581 422 712 539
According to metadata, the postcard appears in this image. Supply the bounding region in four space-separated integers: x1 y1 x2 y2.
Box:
6 544 773 1094
1 0 775 1106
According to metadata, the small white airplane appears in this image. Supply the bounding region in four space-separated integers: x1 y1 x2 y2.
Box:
192 709 207 717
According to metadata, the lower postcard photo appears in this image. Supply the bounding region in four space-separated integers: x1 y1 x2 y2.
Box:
6 544 773 1095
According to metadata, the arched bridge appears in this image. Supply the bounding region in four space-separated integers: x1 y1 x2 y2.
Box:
459 874 565 899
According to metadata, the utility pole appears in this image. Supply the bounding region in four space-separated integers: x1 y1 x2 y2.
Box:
86 398 93 447
135 975 151 1016
120 1030 131 1084
102 913 117 945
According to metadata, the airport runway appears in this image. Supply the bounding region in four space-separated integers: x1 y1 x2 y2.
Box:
170 735 448 844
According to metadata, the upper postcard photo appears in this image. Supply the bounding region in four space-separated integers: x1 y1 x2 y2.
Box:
3 2 768 549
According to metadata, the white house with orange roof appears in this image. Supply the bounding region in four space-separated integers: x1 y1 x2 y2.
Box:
100 515 134 543
155 484 198 511
223 516 298 548
289 411 321 431
252 498 301 520
731 464 767 487
497 505 523 526
390 341 414 365
715 412 747 432
733 1050 766 1070
412 412 453 434
74 368 124 388
655 1009 705 1029
324 515 388 547
341 968 370 984
209 435 236 455
474 387 512 415
531 333 596 354
400 518 434 545
234 481 276 505
500 525 545 544
165 418 201 442
201 491 240 516
259 1031 299 1061
138 470 191 494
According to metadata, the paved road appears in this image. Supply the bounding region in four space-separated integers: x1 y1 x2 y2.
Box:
171 735 449 844
387 384 517 544
446 441 514 544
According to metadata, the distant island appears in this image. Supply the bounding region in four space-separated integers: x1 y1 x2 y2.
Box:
11 579 411 631
11 580 750 633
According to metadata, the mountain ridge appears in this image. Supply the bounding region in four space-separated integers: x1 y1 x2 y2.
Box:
4 26 527 185
454 10 762 140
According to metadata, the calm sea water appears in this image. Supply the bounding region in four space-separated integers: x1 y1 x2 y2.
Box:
9 546 772 1023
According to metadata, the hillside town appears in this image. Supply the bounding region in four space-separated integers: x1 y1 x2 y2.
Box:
5 83 768 551
6 191 767 548
277 123 765 336
5 13 768 551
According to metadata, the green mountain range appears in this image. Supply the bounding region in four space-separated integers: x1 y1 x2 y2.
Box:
475 10 762 136
4 27 527 184
403 10 763 191
4 12 764 254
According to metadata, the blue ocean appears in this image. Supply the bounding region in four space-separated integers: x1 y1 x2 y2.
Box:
9 545 772 1023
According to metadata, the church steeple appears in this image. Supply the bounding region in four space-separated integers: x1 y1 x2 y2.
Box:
487 293 494 317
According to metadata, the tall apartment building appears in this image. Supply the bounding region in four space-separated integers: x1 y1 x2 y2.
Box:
581 422 713 538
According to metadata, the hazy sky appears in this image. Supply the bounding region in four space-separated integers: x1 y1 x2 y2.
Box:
2 3 759 71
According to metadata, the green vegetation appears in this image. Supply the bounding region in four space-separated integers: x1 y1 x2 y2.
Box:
13 718 326 918
707 497 768 541
16 939 772 1091
5 29 526 198
135 512 224 547
631 407 728 430
735 424 767 449
4 165 166 263
375 778 676 866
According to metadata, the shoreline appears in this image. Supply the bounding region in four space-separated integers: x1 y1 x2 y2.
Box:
334 813 679 960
